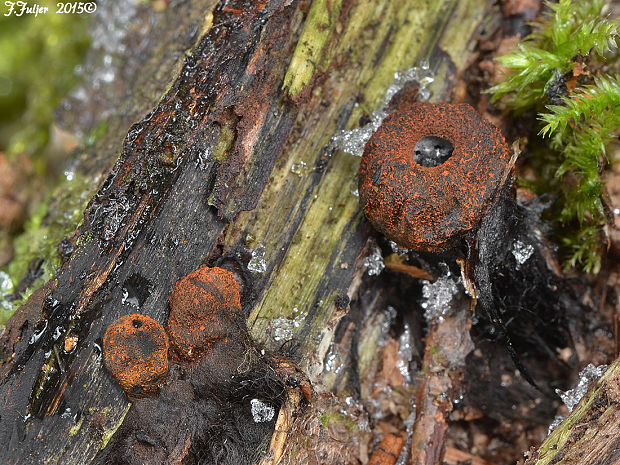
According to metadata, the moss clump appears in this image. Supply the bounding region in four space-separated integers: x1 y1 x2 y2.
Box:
319 411 358 433
0 3 92 324
488 0 620 273
1 172 93 325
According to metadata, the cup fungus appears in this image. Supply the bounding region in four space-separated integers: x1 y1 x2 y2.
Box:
358 102 512 252
167 266 243 360
103 314 169 397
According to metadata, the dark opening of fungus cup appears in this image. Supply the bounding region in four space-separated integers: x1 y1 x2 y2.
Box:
167 266 243 360
358 102 512 252
103 314 169 397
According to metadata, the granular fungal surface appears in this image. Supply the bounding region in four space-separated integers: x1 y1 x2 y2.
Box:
103 314 169 397
167 266 243 360
358 102 512 251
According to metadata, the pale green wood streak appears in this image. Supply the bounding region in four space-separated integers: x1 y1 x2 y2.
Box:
438 0 488 71
533 360 620 465
354 0 456 113
282 0 344 95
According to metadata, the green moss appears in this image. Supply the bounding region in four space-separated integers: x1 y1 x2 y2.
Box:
0 0 92 324
282 0 344 96
319 411 358 433
212 125 235 162
1 172 94 324
320 411 330 428
487 0 620 273
0 0 90 168
68 415 85 436
85 121 110 148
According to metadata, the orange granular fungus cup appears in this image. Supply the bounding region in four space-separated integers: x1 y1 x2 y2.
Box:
103 314 169 397
359 102 512 252
167 266 243 360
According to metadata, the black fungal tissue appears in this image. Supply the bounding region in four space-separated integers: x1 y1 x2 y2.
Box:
467 182 577 394
94 342 286 465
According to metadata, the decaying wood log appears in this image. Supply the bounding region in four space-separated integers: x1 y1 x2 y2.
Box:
0 0 504 463
410 296 474 465
524 360 620 465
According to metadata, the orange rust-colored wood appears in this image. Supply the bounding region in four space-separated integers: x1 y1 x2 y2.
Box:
444 447 495 465
384 254 436 281
368 433 405 465
410 309 473 465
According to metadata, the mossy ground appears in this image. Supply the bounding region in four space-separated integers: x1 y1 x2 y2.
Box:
488 0 620 273
0 2 91 323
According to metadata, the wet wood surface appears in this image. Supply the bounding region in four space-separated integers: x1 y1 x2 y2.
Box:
0 0 496 463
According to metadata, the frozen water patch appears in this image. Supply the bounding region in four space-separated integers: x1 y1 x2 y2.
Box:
548 363 608 434
382 306 398 337
396 323 413 384
91 195 130 242
389 240 409 256
547 415 565 435
395 407 417 465
349 172 359 197
290 161 308 178
363 241 385 276
339 396 370 432
272 309 304 342
556 363 607 412
121 288 139 308
512 240 534 268
324 344 343 374
248 244 267 273
331 61 435 157
330 111 385 157
384 61 434 105
250 399 275 423
0 271 13 294
421 271 459 321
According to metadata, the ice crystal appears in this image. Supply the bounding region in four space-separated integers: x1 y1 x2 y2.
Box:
556 363 607 412
363 241 385 276
248 244 267 273
512 240 534 267
331 61 435 157
250 399 275 423
421 272 458 321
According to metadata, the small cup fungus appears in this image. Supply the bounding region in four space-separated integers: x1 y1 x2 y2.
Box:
167 266 243 360
103 314 169 397
358 102 512 252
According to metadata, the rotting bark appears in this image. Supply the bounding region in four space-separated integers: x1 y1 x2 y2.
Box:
523 359 620 465
410 296 474 465
0 0 502 463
